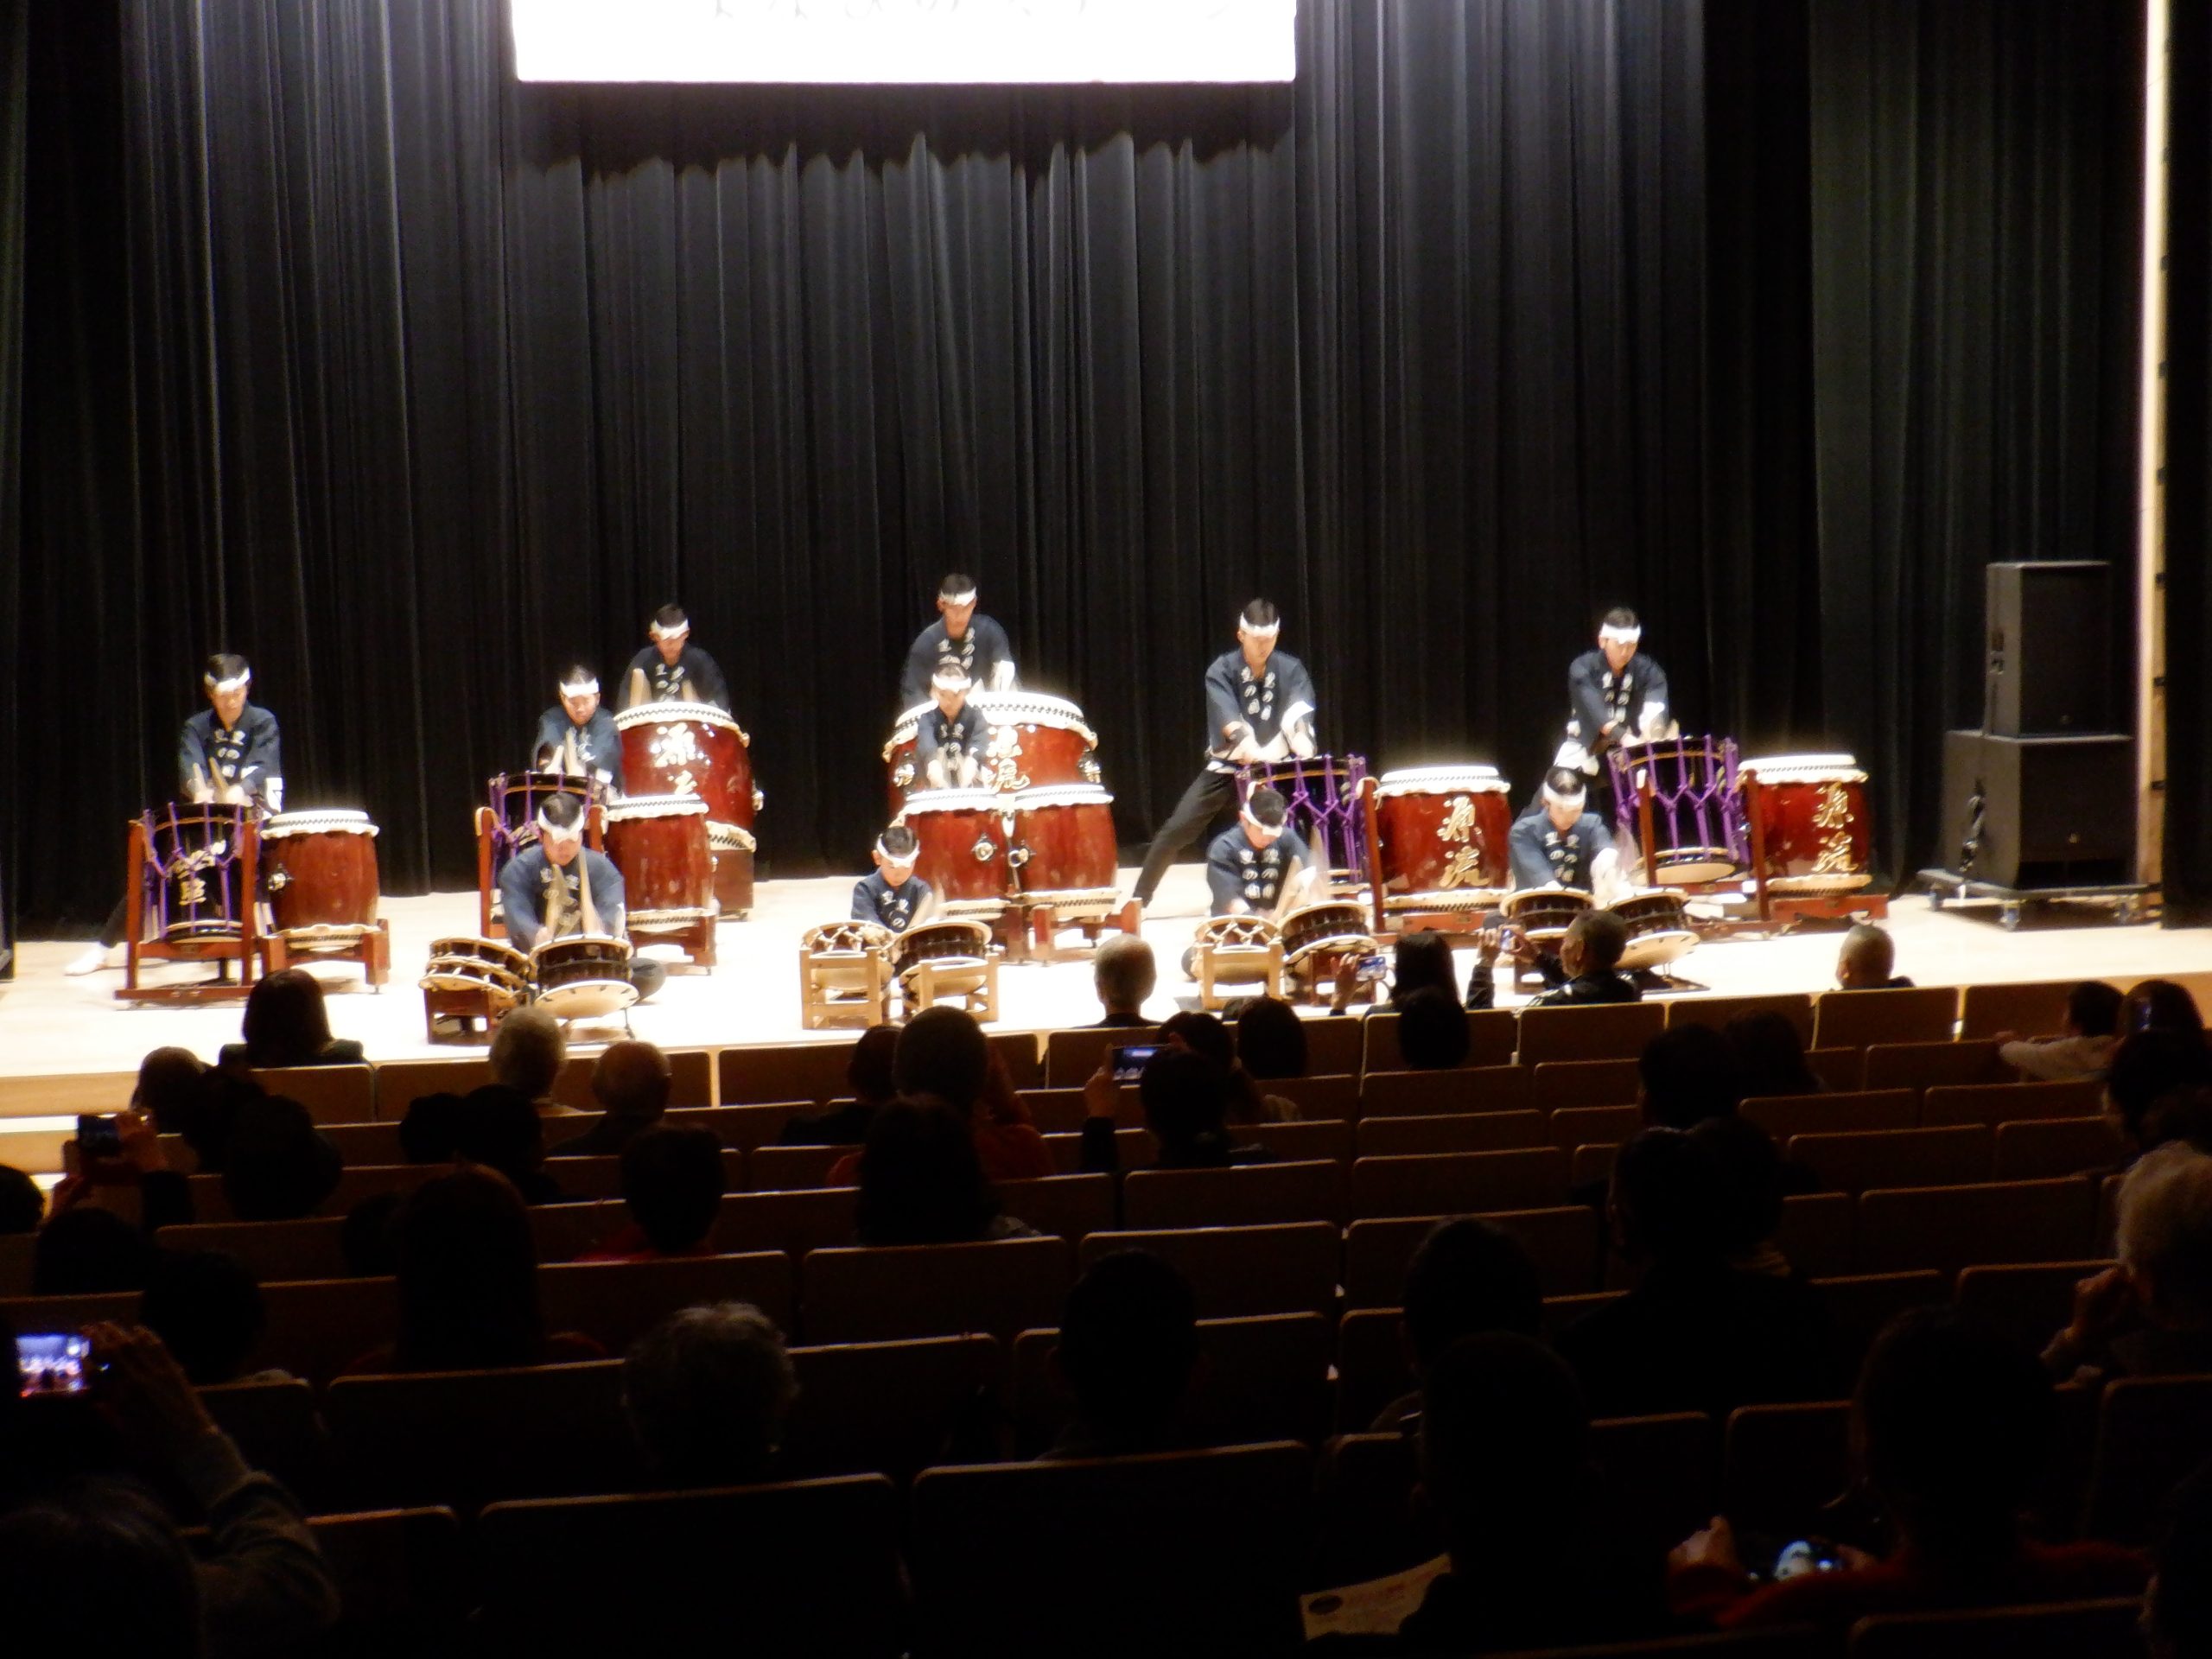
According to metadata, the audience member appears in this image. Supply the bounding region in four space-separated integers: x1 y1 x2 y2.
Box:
1468 911 1640 1010
1724 1010 1822 1100
354 1167 599 1374
777 1023 900 1145
489 1004 569 1114
219 1095 342 1222
1044 1249 1202 1460
830 1006 1052 1184
1394 986 1471 1070
1082 1047 1278 1173
140 1248 273 1386
1390 931 1459 1007
1371 1217 1542 1433
2148 1459 2212 1659
1092 933 1158 1027
1669 1309 2148 1631
217 968 365 1072
1995 980 2124 1081
548 1040 672 1157
0 1163 44 1233
48 1105 194 1234
0 1322 340 1656
623 1301 798 1489
180 1070 264 1176
1162 1009 1290 1123
1315 1333 1662 1652
32 1205 156 1295
2108 1032 2212 1159
397 1090 467 1164
1834 922 1912 990
2043 1142 2212 1384
2120 979 2207 1036
1557 1128 1834 1419
1690 1114 1795 1274
853 1099 1036 1247
454 1084 568 1205
1637 1024 1743 1130
580 1126 725 1263
1235 996 1310 1081
133 1045 213 1135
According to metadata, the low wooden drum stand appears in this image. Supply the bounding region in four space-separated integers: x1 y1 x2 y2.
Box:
1188 916 1285 1011
893 920 999 1021
799 921 893 1030
419 937 531 1042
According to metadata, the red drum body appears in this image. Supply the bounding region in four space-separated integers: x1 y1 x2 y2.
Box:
1611 891 1696 971
260 810 379 933
148 802 255 943
708 821 756 918
602 795 714 931
1373 767 1513 912
885 691 1101 814
1009 785 1119 907
615 702 757 830
1502 887 1592 948
1739 754 1874 893
900 789 1012 907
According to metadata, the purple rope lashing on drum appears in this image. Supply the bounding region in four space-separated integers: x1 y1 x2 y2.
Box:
1606 739 1747 868
1238 753 1369 875
147 804 247 937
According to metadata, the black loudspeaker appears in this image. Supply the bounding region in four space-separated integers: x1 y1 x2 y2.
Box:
1941 731 2134 889
1984 561 2114 735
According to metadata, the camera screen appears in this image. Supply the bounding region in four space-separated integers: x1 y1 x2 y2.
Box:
1110 1045 1163 1082
16 1333 92 1397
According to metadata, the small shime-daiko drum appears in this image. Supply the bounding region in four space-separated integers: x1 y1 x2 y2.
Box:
1278 901 1376 976
891 919 992 978
602 794 715 934
420 937 532 1012
884 690 1102 813
1610 736 1745 887
531 935 638 1020
1373 766 1514 912
899 788 1012 911
1008 784 1120 915
1738 753 1874 894
260 810 380 936
1502 887 1593 949
146 802 256 943
1611 890 1697 972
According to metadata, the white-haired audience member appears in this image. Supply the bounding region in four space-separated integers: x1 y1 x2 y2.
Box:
2044 1142 2212 1385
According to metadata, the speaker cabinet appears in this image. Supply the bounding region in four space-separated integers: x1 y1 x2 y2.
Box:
1940 731 2133 889
1984 561 2114 736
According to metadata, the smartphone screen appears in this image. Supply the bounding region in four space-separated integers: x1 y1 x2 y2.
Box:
16 1333 93 1397
1110 1044 1163 1082
1353 952 1389 984
75 1114 122 1158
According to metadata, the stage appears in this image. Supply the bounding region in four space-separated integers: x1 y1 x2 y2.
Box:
0 867 2204 1080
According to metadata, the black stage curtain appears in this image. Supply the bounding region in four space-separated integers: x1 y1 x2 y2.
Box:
5 0 2153 926
2170 0 2212 925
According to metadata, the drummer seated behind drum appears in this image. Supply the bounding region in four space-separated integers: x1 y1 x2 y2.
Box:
499 792 666 1001
68 652 285 976
917 663 990 790
620 603 731 711
533 664 624 792
1467 909 1641 1010
1207 787 1317 921
899 572 1018 707
850 824 937 935
1510 768 1622 897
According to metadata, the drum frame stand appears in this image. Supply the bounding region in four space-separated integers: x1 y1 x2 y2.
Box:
118 818 264 1004
1017 898 1141 963
262 921 391 988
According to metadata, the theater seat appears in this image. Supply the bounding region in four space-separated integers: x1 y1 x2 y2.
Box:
2083 1373 2212 1545
1810 986 1958 1051
1992 1117 2128 1182
1342 1206 1603 1305
1919 1078 2107 1128
1741 1089 1916 1142
779 1334 1001 1483
1786 1125 1991 1195
1846 1598 2145 1658
800 1236 1073 1344
1351 1148 1569 1218
1860 1039 2012 1093
1077 1222 1340 1319
1358 1065 1533 1118
1121 1159 1347 1228
1722 1399 1851 1541
1356 1109 1548 1158
307 1506 465 1653
1855 1179 2098 1278
1517 1002 1667 1065
1953 1260 2114 1357
995 1173 1115 1240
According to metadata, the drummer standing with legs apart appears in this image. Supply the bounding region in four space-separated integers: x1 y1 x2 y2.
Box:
1134 599 1317 911
534 664 624 793
67 653 284 976
620 604 731 711
499 792 666 1001
900 573 1018 706
916 664 991 790
1553 607 1672 815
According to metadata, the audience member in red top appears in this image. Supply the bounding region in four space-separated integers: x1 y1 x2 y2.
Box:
827 1007 1052 1185
622 1301 797 1489
579 1126 725 1263
853 1099 1037 1247
778 1023 899 1146
1370 1217 1542 1433
1041 1249 1202 1460
345 1167 600 1375
1669 1308 2150 1631
217 968 366 1072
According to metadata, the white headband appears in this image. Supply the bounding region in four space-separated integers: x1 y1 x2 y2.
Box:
1599 623 1642 646
931 665 969 690
1541 781 1586 810
940 588 977 607
560 677 600 696
874 839 917 866
650 620 690 639
1239 617 1281 639
536 809 584 840
203 671 251 693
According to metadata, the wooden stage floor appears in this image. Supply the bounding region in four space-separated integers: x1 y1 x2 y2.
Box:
2 866 2206 1082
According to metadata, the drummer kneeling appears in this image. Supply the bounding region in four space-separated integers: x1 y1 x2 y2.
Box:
852 824 938 935
1510 768 1627 906
499 792 666 1002
1180 787 1319 977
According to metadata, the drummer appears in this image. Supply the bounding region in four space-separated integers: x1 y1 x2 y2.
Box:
533 664 624 794
916 664 991 790
850 823 937 935
1205 787 1318 920
1554 607 1673 796
620 603 731 711
1509 768 1623 899
67 653 285 976
899 571 1018 707
499 791 666 1001
1134 599 1319 910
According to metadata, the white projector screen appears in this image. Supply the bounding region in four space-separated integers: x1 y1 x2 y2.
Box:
511 0 1297 86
